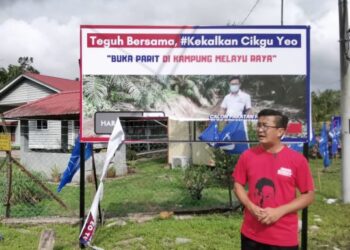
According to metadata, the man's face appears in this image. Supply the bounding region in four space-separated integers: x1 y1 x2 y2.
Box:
255 185 275 207
229 79 241 93
256 116 285 145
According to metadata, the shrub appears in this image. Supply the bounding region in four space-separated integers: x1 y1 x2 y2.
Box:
106 167 116 178
50 165 61 182
86 173 95 183
184 165 212 200
126 149 137 161
211 148 239 186
247 121 258 141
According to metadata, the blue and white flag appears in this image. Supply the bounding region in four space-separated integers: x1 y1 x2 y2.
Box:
217 121 249 154
310 128 317 147
319 122 331 168
199 120 249 154
329 116 341 157
198 120 220 147
57 136 92 192
287 142 304 153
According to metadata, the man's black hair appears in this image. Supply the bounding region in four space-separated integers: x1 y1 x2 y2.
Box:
257 109 289 129
255 177 275 193
255 178 275 207
228 75 241 83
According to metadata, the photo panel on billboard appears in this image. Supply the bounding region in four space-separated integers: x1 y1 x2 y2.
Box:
80 25 310 142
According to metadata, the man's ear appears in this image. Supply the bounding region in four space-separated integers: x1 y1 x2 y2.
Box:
278 128 286 140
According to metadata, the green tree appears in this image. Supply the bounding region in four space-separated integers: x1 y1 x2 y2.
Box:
82 75 110 117
168 75 226 106
312 89 340 129
0 57 40 88
82 75 169 117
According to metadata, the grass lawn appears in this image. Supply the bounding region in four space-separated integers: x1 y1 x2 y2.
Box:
101 158 234 217
0 213 242 249
307 158 350 249
0 157 349 249
1 157 234 218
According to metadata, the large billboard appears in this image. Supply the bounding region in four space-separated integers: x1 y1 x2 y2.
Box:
80 25 310 142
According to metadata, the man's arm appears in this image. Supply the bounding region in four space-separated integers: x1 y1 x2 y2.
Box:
219 107 226 115
259 191 315 225
245 94 252 115
219 96 227 115
233 182 264 219
245 108 252 115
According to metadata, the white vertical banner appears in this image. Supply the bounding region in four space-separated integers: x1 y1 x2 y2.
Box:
79 118 124 245
100 118 125 181
79 183 104 245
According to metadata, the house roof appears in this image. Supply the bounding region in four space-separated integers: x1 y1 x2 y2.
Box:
0 72 79 95
3 91 80 119
23 72 79 92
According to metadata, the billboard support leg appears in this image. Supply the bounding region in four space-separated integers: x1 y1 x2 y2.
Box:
301 142 309 250
80 143 85 249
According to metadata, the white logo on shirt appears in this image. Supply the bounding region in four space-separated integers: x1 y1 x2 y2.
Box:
277 167 292 177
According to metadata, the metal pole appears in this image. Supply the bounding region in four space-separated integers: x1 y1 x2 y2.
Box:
80 142 85 249
227 165 233 208
338 0 350 203
301 143 309 250
281 0 284 25
91 148 103 224
188 121 193 165
5 152 12 218
301 207 308 250
1 114 12 217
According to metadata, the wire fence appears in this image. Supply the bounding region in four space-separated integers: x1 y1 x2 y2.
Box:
0 121 238 219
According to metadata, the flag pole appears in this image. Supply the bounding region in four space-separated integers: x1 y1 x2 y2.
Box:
79 118 125 246
80 142 85 249
281 0 284 25
91 148 103 224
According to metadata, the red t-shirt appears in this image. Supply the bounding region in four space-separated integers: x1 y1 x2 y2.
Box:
232 145 314 246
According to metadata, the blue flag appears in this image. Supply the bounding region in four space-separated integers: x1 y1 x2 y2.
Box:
329 116 341 157
199 120 249 154
199 121 220 147
57 136 93 192
319 122 331 168
287 142 304 153
217 121 249 154
310 128 317 147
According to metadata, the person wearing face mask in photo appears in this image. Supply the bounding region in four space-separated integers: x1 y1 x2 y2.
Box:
220 76 252 117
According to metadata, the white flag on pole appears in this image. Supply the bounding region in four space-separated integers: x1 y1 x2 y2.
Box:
79 118 124 245
79 182 104 245
100 118 125 181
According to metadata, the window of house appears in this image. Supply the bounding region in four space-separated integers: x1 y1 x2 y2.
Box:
37 120 48 130
74 120 79 129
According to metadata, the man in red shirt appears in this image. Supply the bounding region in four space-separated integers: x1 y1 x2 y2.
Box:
232 109 314 250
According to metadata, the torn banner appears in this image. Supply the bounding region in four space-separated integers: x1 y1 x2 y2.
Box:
79 118 125 246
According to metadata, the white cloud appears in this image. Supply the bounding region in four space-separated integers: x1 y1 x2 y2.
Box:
309 8 340 90
0 16 81 79
0 18 51 65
